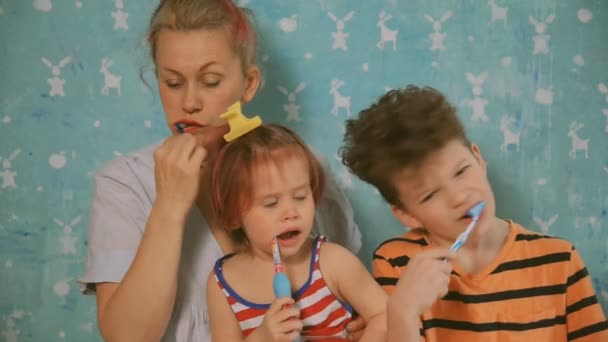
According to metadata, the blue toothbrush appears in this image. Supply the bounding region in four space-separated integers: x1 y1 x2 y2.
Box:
272 237 301 342
449 201 486 255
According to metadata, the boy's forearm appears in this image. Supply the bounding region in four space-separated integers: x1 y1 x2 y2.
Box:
387 303 422 342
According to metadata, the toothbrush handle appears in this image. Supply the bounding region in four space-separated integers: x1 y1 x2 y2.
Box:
273 273 301 341
273 272 292 298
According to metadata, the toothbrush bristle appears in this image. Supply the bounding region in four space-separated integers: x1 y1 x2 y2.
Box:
271 237 281 265
467 201 486 219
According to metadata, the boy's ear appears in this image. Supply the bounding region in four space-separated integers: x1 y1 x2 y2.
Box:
391 205 423 229
470 143 487 170
241 65 261 103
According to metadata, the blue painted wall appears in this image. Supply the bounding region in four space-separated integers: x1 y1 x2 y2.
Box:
0 0 606 339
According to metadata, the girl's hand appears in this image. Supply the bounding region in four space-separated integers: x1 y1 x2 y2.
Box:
345 315 365 341
390 248 453 317
256 297 302 342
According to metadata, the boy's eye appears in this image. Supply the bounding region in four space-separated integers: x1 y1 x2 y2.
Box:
455 165 470 176
420 192 435 204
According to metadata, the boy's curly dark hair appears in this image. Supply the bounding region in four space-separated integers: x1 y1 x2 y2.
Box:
339 85 470 208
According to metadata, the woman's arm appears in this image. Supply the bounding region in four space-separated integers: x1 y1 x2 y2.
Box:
97 201 188 341
94 134 209 341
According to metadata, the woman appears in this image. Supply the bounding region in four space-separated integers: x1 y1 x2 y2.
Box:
78 1 363 341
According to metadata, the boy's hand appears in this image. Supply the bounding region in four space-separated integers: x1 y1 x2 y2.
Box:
345 314 365 341
256 297 302 342
390 248 453 317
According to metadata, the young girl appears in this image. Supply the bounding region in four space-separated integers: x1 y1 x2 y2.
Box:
79 1 364 341
206 124 387 341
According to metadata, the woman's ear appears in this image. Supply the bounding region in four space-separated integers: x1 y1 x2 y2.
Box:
241 65 261 103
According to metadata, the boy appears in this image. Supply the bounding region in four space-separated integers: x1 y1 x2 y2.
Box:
340 85 608 341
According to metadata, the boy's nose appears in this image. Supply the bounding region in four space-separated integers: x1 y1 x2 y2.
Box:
447 186 469 209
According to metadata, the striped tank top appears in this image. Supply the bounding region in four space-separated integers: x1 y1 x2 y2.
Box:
213 236 353 339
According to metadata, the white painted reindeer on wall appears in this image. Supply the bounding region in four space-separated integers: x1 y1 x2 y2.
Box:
568 121 589 159
330 79 351 117
488 0 508 27
377 10 398 51
100 58 122 96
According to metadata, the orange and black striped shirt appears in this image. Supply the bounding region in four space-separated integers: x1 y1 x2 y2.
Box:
373 221 608 341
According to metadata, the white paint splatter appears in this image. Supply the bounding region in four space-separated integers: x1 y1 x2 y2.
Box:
37 186 44 192
568 192 583 210
33 0 52 12
53 280 70 297
93 120 101 128
82 322 94 333
278 15 297 33
535 87 554 105
262 54 270 62
431 61 439 68
501 56 512 67
578 8 592 23
573 55 584 66
304 52 313 60
236 0 250 6
59 330 66 338
75 1 83 8
49 151 67 169
5 260 13 268
0 7 4 15
468 35 475 42
1 115 10 124
144 120 152 128
536 178 548 185
362 63 369 72
112 151 122 157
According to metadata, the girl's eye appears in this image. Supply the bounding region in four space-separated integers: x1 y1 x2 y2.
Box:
263 198 278 208
294 193 308 201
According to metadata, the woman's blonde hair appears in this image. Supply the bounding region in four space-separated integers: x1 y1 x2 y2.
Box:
147 0 257 73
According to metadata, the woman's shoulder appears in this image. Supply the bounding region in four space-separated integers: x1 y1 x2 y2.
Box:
97 144 158 176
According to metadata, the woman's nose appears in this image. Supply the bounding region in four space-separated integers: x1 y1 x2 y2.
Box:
182 85 202 115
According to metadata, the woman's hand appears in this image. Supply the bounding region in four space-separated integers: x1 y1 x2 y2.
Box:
153 125 228 213
254 297 302 342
